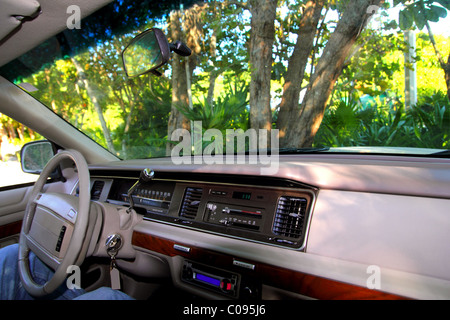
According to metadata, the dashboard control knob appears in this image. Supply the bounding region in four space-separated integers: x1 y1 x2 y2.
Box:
140 168 155 182
243 286 253 295
182 266 193 280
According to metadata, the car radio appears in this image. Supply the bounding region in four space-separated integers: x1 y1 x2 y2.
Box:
181 261 240 298
204 202 265 231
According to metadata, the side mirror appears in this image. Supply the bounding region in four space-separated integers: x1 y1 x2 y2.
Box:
122 28 191 77
20 140 55 174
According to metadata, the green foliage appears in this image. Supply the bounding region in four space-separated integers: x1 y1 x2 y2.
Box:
174 81 249 152
315 91 450 149
176 81 249 131
1 0 449 159
340 31 406 97
314 94 367 147
398 0 449 30
407 91 450 147
361 104 411 147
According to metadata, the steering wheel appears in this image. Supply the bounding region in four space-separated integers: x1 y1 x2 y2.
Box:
18 149 91 297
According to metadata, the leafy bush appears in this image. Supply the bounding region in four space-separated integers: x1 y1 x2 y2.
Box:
314 91 450 150
407 91 450 148
176 82 249 132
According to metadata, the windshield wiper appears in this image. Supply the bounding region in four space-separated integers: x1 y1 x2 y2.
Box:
429 149 450 157
277 147 330 154
243 147 330 155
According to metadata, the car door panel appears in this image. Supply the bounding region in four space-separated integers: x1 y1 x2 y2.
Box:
0 184 34 247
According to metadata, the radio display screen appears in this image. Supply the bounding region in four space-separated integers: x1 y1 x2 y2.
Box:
195 273 221 287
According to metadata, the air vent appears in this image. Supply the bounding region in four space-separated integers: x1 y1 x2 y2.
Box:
179 187 203 219
91 180 105 201
272 196 307 239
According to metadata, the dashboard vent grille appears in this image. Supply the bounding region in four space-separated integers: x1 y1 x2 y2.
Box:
179 187 203 219
272 196 307 239
91 180 105 200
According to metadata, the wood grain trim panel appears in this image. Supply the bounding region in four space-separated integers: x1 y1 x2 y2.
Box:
132 230 409 300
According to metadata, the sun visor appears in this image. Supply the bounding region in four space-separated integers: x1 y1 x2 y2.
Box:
0 0 41 43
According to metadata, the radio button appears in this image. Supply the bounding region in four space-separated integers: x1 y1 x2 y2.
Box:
220 279 233 292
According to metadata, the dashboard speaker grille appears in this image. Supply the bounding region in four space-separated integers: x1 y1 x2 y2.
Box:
179 187 203 219
272 196 307 238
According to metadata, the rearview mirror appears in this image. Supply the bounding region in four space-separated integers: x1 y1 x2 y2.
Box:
122 28 191 77
122 28 170 77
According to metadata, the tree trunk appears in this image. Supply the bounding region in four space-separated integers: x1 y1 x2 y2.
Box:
166 10 192 155
248 0 278 132
72 58 117 154
283 0 383 148
121 94 136 159
276 0 324 146
425 20 450 102
446 53 450 102
166 5 205 155
207 25 218 107
206 1 221 108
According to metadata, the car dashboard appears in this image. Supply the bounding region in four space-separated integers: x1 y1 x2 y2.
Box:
96 171 315 250
84 154 450 300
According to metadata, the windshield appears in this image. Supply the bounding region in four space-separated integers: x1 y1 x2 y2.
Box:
1 0 450 160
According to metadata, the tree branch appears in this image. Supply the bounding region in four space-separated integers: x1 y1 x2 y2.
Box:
226 0 249 10
425 19 446 69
